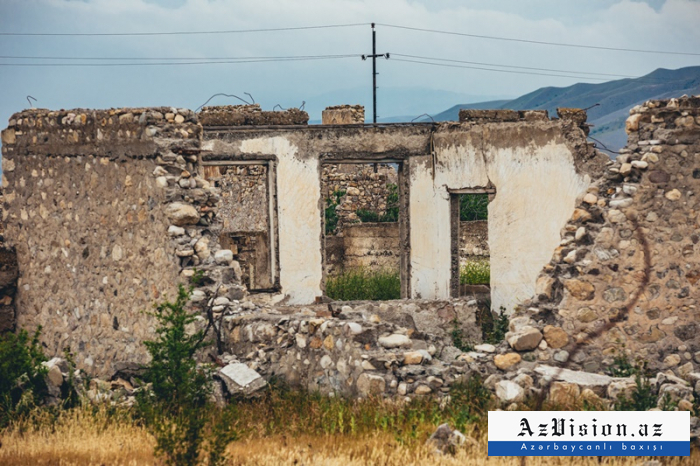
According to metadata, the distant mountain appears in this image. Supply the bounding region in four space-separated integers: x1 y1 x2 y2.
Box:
420 66 700 155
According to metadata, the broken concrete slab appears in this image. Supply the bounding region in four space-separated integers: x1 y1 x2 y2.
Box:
218 362 266 396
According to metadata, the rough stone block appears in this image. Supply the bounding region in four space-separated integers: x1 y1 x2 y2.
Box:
218 363 266 396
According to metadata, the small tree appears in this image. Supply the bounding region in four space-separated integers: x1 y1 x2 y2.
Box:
139 280 235 465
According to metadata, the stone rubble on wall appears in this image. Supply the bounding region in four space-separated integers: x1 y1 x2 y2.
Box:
321 105 365 125
221 298 483 398
198 104 308 127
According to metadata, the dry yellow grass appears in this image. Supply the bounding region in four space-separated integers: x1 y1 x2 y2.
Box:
0 407 155 466
1 407 697 465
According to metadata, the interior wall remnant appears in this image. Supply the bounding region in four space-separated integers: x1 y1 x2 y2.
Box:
204 164 275 290
239 137 323 304
410 125 593 313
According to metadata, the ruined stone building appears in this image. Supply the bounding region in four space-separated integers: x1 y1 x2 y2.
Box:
0 97 698 402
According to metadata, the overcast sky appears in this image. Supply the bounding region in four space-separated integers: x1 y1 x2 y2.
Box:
1 0 698 123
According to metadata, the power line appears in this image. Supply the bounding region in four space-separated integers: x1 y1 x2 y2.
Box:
0 53 357 61
0 55 360 67
391 53 647 80
391 57 613 81
377 23 700 57
0 23 369 37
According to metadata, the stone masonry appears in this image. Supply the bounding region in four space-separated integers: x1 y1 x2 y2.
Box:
514 96 700 377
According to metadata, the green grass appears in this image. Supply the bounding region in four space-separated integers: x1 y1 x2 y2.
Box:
325 267 400 301
459 259 490 285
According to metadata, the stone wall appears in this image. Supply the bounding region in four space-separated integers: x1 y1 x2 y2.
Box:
515 96 700 375
322 163 398 234
321 105 365 125
222 298 482 397
0 107 244 375
1 103 606 372
325 221 489 274
459 220 489 261
198 104 308 126
203 165 269 233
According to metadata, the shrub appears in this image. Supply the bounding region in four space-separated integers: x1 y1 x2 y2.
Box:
459 193 488 221
613 373 656 412
325 267 400 301
450 319 473 352
0 327 48 427
138 281 236 465
479 306 509 344
355 183 399 223
447 374 492 431
460 259 490 285
324 190 346 235
355 209 380 223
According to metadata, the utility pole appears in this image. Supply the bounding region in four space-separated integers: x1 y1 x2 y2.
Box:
362 23 389 124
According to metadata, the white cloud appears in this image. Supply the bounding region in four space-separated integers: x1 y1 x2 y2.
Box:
0 0 698 122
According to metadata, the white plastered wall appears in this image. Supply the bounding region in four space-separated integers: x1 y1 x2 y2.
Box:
239 137 323 304
409 135 590 313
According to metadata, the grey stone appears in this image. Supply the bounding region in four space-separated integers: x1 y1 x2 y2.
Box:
495 380 525 403
506 327 543 351
356 373 386 396
214 249 234 265
425 423 469 455
218 363 266 396
165 202 200 226
378 334 412 349
534 365 614 387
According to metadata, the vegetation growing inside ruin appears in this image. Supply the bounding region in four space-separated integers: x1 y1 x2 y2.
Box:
138 279 236 465
355 183 400 223
0 327 48 427
613 373 656 412
449 319 474 353
476 304 509 345
459 193 488 221
325 267 400 301
324 189 346 235
459 259 490 285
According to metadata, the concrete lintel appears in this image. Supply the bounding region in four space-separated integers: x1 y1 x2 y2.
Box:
448 187 497 194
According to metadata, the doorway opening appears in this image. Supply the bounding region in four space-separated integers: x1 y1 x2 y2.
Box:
320 161 407 301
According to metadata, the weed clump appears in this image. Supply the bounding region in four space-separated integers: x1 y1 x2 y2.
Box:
325 267 400 301
459 259 490 285
0 327 48 427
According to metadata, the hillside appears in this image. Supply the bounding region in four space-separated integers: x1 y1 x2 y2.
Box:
425 66 700 154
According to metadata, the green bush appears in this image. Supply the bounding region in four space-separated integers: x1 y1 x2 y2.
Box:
480 306 509 344
460 259 490 285
446 374 492 431
613 373 656 412
459 193 488 221
325 267 400 301
0 327 48 427
324 190 346 235
138 281 235 465
450 319 474 352
355 209 380 223
355 183 399 223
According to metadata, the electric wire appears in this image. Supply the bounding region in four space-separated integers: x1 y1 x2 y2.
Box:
391 57 613 81
377 23 700 57
0 54 360 67
0 23 370 37
391 53 646 79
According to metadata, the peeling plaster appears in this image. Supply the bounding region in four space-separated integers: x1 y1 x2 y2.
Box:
240 137 322 304
411 133 589 313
